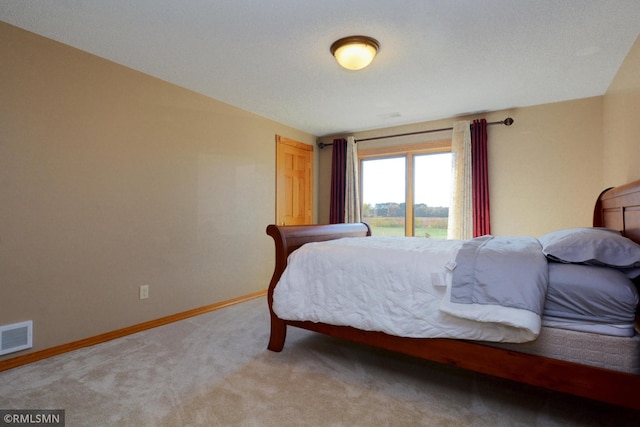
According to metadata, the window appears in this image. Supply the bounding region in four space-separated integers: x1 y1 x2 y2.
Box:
360 141 451 238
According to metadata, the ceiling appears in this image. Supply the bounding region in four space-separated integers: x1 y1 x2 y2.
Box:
2 1 639 136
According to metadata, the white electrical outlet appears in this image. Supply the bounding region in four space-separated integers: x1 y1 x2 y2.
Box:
139 285 149 300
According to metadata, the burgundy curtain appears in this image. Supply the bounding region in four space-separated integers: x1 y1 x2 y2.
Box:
329 138 347 224
472 119 490 237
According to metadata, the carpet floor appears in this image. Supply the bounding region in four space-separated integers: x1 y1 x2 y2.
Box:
0 296 638 426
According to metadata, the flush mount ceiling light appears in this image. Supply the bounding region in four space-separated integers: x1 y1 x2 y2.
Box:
330 35 380 70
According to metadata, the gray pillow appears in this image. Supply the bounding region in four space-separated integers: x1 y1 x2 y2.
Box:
538 227 640 270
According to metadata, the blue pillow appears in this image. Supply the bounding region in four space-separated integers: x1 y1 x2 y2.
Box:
538 228 640 272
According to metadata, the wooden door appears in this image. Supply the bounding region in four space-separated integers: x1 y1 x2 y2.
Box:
276 135 313 225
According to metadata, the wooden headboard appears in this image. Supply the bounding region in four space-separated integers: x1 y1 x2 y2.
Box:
594 179 640 244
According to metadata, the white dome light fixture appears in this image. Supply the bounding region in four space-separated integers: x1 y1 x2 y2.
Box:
330 36 380 71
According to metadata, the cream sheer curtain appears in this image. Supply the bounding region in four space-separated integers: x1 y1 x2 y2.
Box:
344 136 361 223
448 121 472 239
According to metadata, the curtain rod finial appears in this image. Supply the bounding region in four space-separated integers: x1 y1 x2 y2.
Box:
504 117 514 126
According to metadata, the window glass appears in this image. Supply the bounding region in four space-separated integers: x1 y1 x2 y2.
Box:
413 153 451 239
361 157 406 236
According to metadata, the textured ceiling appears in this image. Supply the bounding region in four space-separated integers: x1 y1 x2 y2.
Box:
1 0 639 136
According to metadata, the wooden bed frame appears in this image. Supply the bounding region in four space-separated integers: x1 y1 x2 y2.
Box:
266 179 640 410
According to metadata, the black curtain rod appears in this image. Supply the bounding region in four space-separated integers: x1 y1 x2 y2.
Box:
317 117 514 149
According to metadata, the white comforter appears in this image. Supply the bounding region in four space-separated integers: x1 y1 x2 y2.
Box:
273 236 545 343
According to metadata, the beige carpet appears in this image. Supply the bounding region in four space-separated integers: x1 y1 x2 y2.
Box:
0 296 638 426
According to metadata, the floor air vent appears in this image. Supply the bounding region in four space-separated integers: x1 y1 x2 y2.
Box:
0 321 33 355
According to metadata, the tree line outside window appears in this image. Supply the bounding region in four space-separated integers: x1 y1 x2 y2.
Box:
363 203 449 218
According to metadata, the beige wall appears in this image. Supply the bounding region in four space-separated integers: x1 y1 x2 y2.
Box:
603 35 640 186
0 22 315 360
488 98 604 236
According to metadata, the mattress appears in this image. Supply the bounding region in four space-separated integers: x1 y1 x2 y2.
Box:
484 326 640 374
